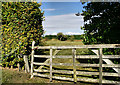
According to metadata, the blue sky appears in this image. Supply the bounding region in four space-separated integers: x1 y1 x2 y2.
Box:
40 2 87 35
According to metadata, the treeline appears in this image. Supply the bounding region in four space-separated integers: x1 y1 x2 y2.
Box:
43 34 84 41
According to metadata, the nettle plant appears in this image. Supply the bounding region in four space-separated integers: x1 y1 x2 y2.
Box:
2 2 44 68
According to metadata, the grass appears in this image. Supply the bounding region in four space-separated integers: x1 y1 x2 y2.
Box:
1 68 66 83
45 39 92 55
45 39 84 46
2 68 95 84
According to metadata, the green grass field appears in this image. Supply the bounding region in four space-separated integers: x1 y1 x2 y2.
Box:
46 39 84 46
45 39 92 55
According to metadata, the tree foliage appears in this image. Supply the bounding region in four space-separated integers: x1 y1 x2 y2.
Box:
81 2 120 44
81 2 120 70
57 32 67 41
2 2 44 67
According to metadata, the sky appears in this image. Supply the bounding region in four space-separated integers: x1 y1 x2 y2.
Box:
40 2 87 35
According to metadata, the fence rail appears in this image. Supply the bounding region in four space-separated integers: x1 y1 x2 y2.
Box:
31 41 120 84
34 55 120 59
34 44 120 49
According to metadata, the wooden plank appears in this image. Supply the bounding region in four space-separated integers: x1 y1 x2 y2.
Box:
33 62 49 65
52 63 72 66
34 69 50 72
33 73 73 81
103 72 120 77
76 64 120 67
50 48 52 82
31 41 35 78
99 48 103 85
77 78 120 84
50 63 120 67
77 77 99 83
33 73 49 77
52 76 73 81
103 55 120 59
52 55 120 59
102 80 120 84
77 71 120 77
76 55 120 59
53 55 72 58
33 69 120 77
76 55 98 59
72 48 77 83
34 55 50 58
34 69 73 74
34 44 120 49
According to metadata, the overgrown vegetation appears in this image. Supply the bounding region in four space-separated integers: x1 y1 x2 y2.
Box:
2 2 44 68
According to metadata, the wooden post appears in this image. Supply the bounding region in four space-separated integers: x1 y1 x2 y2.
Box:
99 48 103 85
31 41 35 78
17 55 20 71
11 65 13 69
72 48 77 83
50 48 53 82
24 55 30 73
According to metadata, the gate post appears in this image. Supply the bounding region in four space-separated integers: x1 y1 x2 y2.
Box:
99 48 103 85
24 55 30 73
50 48 53 82
17 55 21 71
72 48 77 83
31 41 35 78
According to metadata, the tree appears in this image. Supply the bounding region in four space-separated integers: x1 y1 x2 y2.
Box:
2 2 44 67
57 32 67 41
81 2 120 44
81 2 120 71
57 32 64 41
69 35 74 41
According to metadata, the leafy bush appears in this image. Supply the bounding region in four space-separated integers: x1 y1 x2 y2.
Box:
57 32 67 41
2 2 44 67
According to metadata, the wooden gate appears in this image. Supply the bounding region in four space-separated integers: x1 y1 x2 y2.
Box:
31 41 120 84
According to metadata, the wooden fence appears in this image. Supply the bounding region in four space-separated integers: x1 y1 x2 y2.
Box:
31 41 120 84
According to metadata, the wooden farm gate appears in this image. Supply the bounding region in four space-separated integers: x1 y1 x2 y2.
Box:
31 41 120 84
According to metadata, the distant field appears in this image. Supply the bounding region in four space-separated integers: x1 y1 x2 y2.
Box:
45 39 92 55
46 39 84 46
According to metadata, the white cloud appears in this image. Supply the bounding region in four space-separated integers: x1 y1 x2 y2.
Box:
43 9 56 11
65 32 84 35
46 32 84 35
47 32 57 35
43 13 84 35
